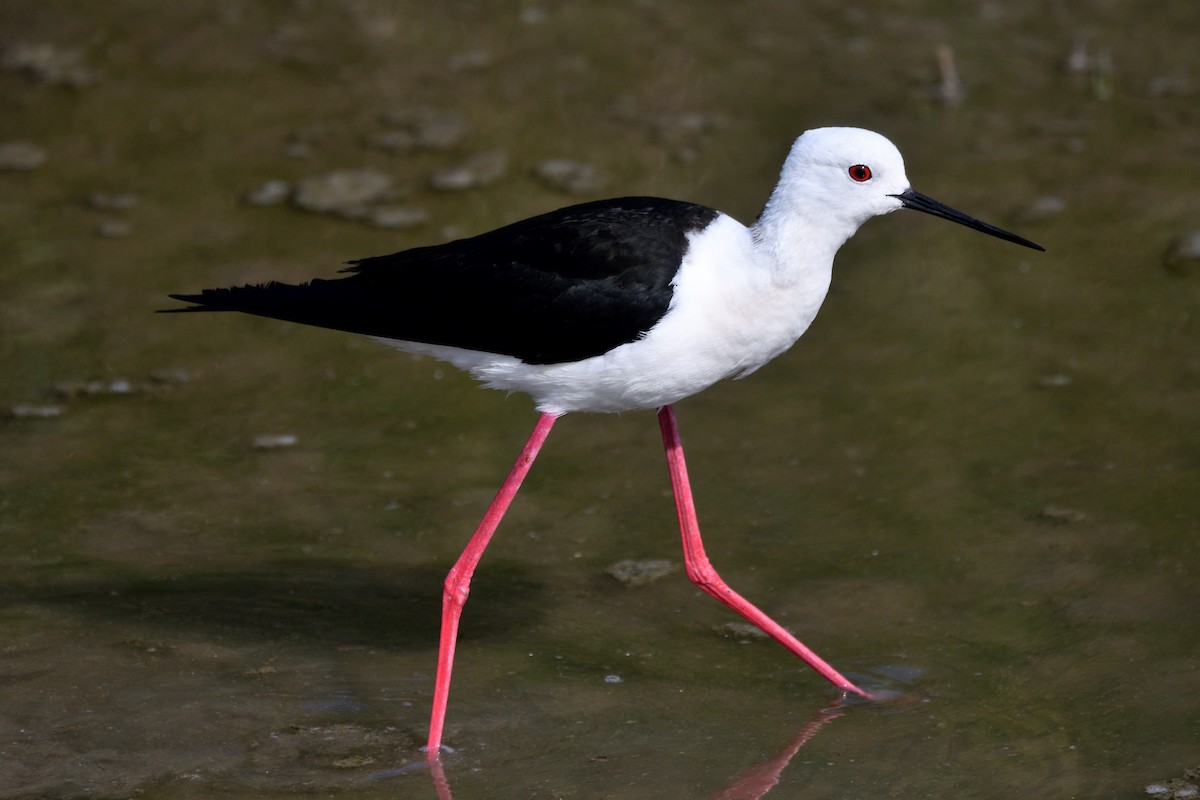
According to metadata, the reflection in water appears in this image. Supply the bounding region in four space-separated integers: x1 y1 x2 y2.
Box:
707 703 845 800
422 699 848 800
428 755 453 800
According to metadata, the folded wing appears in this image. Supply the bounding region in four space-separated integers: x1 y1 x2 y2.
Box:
166 197 719 364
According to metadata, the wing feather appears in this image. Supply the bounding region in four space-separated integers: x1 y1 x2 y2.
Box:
165 197 719 364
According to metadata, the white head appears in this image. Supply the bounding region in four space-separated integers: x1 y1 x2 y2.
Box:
760 126 1044 252
770 127 909 229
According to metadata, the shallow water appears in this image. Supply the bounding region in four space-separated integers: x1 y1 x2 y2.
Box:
2 2 1198 798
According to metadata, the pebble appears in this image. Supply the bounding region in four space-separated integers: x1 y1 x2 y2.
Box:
292 169 394 217
252 434 298 450
284 123 333 159
55 378 137 397
1038 505 1089 524
1164 230 1200 276
1016 195 1066 223
366 204 428 230
446 49 493 72
87 192 139 211
52 372 188 398
647 111 722 143
8 405 64 419
0 140 47 170
605 558 678 586
1146 74 1193 98
429 149 508 191
378 108 468 151
97 219 133 238
1035 373 1073 389
244 179 292 206
1 42 96 87
519 6 547 24
367 129 417 153
1145 776 1200 799
284 141 315 160
720 622 768 639
1062 39 1113 100
1142 73 1190 98
8 371 190 420
533 159 608 195
239 665 279 677
148 369 192 386
622 110 723 164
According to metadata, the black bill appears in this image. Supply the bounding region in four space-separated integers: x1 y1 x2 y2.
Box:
891 188 1045 252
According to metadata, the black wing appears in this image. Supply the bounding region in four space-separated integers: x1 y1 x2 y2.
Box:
165 197 720 364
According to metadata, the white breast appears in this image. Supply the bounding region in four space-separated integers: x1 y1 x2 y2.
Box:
374 214 834 415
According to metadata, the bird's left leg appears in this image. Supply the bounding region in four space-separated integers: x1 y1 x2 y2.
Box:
656 404 869 697
427 411 558 756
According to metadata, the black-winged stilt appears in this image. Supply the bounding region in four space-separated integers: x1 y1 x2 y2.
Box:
165 127 1044 755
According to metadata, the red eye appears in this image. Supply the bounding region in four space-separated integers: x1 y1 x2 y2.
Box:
848 164 872 182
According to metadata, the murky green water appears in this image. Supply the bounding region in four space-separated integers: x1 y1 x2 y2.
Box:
2 2 1197 798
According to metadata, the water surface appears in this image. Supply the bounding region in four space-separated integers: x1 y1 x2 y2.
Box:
2 2 1197 797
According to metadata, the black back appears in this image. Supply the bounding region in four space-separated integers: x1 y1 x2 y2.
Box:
166 197 720 364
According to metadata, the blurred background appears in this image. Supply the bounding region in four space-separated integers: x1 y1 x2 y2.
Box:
1 2 1197 798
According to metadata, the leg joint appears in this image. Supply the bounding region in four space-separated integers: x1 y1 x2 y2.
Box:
684 555 721 591
443 571 471 608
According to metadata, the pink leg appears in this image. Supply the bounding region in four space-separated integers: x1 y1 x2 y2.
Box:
657 405 869 697
427 412 558 756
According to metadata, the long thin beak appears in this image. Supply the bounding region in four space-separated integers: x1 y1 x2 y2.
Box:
891 188 1045 252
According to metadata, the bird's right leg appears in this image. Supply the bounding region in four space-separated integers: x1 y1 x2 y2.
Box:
656 404 869 698
427 411 558 757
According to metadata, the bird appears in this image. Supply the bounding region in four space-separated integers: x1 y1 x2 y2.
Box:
164 126 1044 756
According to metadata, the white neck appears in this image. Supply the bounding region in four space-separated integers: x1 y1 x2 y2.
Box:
750 171 861 289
